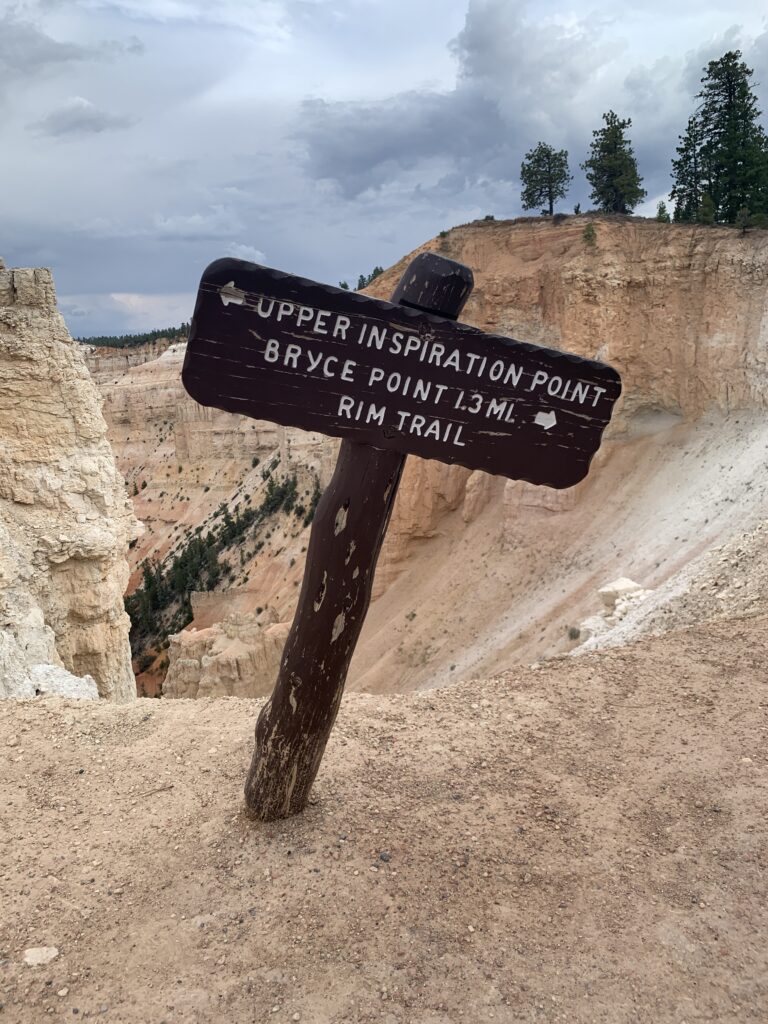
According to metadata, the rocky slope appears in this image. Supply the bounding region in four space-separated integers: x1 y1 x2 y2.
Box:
0 265 137 701
91 217 768 697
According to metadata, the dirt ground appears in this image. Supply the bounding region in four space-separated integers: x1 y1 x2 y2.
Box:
1 613 766 1024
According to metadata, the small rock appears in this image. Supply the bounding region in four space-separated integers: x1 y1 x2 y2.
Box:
740 757 753 765
57 988 69 997
379 851 391 863
6 736 19 748
23 947 59 966
467 924 475 933
292 1015 301 1022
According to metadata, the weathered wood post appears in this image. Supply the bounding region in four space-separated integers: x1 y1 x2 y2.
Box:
243 254 473 820
182 248 622 822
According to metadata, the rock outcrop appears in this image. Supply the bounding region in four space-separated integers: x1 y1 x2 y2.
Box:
163 609 289 699
89 218 768 695
83 336 177 385
0 266 138 701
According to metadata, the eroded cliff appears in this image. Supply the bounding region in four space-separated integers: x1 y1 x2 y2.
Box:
0 267 137 701
91 218 768 696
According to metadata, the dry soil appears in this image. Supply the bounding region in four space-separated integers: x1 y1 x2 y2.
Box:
1 612 767 1023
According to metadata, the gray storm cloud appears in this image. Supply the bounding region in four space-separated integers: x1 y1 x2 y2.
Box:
30 97 136 136
2 0 766 336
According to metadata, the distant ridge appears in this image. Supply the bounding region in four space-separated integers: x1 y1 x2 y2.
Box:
78 323 190 349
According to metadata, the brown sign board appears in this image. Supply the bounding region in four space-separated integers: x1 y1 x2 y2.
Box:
183 258 622 489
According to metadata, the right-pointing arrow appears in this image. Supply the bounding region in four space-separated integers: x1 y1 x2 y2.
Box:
534 410 557 431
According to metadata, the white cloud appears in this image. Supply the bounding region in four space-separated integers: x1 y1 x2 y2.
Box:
226 243 266 263
66 0 295 45
153 207 245 241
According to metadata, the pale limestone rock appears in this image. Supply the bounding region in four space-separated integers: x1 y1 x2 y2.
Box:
83 336 177 384
29 664 99 699
96 342 279 466
0 629 97 699
23 947 59 966
0 267 138 702
164 612 289 699
462 470 495 524
598 578 645 611
576 582 654 647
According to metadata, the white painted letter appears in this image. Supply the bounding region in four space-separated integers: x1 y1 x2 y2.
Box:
338 396 355 418
306 350 323 373
489 359 505 382
313 310 330 335
333 315 350 340
403 335 421 357
264 339 280 363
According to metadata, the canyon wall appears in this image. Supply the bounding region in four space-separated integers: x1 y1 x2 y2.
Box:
91 218 768 696
83 336 176 385
0 266 138 701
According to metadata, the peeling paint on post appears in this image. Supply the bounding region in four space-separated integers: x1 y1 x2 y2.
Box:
242 256 474 821
181 252 622 821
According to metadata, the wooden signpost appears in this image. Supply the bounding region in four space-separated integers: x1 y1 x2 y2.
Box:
182 253 622 820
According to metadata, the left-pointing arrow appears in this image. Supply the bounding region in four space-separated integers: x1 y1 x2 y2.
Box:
534 410 557 431
220 281 246 307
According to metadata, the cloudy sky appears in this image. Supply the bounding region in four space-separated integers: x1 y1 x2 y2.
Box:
2 0 767 337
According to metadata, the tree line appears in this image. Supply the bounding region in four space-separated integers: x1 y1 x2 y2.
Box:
78 323 190 349
519 50 768 227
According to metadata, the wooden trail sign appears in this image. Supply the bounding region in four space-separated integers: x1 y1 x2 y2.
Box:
182 253 622 821
183 258 622 490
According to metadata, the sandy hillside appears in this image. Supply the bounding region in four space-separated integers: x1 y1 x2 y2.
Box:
2 611 766 1024
86 218 768 697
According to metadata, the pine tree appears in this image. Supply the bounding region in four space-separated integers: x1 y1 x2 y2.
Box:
581 111 646 213
519 142 572 215
675 51 768 223
670 115 705 222
356 266 384 290
656 201 671 222
698 193 716 225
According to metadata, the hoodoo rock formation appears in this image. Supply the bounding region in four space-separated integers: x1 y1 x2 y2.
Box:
0 266 137 701
89 218 768 697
